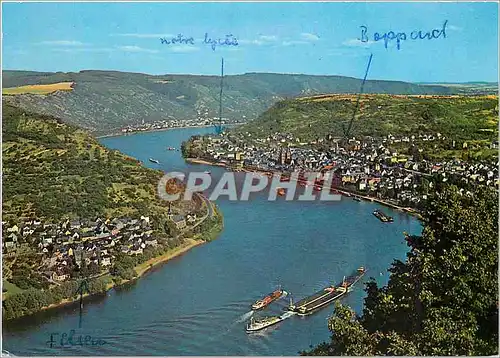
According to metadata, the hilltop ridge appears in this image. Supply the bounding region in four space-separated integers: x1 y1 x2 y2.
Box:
4 69 490 136
236 94 499 146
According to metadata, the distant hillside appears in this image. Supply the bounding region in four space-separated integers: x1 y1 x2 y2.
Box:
418 82 498 96
1 70 473 136
2 102 195 223
237 94 499 142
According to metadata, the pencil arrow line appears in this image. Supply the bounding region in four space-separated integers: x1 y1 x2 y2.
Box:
344 53 373 139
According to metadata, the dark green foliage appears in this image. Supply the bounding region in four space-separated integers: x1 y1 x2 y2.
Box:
303 185 498 356
2 276 109 320
9 258 50 290
111 253 138 281
192 205 223 242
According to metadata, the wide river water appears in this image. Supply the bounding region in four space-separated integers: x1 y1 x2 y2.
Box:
3 127 422 356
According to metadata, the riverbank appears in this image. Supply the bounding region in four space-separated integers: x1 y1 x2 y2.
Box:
61 239 204 310
185 157 423 220
185 157 228 167
332 188 423 220
96 125 214 139
132 238 204 279
4 238 208 320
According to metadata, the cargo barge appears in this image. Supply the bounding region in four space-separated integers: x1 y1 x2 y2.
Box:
251 288 285 310
288 267 366 316
373 209 393 222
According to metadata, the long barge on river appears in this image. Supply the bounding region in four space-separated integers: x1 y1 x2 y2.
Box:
288 267 366 316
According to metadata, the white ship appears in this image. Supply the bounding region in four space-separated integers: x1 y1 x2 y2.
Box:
245 315 284 332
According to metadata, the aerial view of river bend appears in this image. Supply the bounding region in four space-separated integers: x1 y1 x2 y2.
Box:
3 127 422 356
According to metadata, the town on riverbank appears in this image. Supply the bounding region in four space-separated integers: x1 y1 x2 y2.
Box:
2 202 223 320
2 186 223 320
182 129 498 215
117 117 244 136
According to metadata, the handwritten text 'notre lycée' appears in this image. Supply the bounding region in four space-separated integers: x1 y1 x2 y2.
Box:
159 33 238 51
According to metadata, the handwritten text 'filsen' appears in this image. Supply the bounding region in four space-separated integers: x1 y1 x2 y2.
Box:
160 33 238 51
46 330 107 348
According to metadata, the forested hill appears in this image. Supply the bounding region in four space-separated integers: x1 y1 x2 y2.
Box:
237 94 499 142
1 69 472 135
2 102 194 223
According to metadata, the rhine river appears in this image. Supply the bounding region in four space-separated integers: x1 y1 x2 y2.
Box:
3 127 422 356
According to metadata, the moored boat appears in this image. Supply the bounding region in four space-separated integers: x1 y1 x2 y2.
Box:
373 209 393 222
353 196 362 202
149 158 160 164
246 315 284 332
252 288 284 310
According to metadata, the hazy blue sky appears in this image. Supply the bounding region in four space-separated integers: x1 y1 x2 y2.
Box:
2 2 498 82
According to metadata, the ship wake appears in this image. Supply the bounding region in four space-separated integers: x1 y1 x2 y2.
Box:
237 310 255 323
280 311 296 320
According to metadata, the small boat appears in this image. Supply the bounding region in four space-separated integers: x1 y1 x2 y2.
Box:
252 288 284 310
246 315 284 332
353 196 362 202
149 158 160 164
276 188 286 197
167 147 176 151
373 209 393 222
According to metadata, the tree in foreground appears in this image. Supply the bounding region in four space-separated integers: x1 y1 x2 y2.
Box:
303 185 498 356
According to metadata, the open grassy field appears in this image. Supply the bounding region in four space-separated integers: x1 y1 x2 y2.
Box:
3 82 74 95
2 280 24 300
